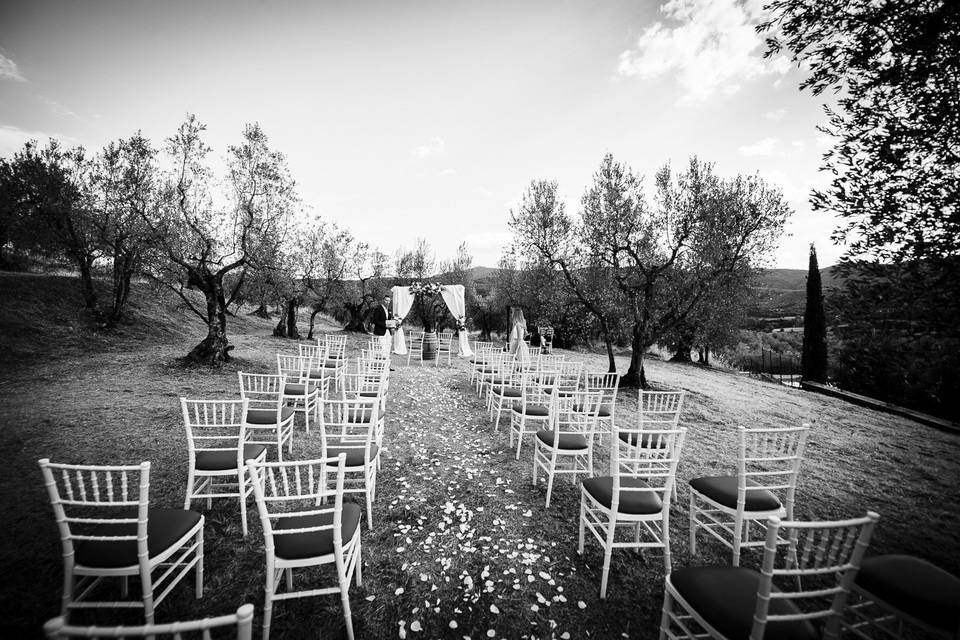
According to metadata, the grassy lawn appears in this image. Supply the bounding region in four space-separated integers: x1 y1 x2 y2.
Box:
1 274 958 639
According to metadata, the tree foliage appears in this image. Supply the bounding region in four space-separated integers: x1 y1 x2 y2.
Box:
582 154 789 387
801 244 828 383
508 179 625 372
145 116 296 363
760 0 960 264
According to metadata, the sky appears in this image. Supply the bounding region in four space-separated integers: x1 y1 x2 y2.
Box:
0 0 841 270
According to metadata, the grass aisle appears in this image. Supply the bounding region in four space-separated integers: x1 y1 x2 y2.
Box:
356 360 666 640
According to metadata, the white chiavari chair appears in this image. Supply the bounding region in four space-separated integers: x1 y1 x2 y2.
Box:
38 459 204 623
247 454 361 640
181 397 266 536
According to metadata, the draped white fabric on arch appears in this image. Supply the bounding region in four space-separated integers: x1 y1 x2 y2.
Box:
390 284 473 357
390 286 416 355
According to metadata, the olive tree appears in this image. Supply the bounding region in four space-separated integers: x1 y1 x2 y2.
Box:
145 116 296 364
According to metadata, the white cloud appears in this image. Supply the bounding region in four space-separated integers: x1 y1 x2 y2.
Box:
763 108 787 121
39 95 80 119
738 137 779 157
412 136 445 159
0 50 26 82
0 124 81 157
438 168 456 177
814 133 833 150
617 0 789 105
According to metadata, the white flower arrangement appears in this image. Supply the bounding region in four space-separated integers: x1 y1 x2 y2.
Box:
410 281 442 297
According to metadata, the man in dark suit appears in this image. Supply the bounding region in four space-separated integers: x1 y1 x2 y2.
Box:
372 293 392 356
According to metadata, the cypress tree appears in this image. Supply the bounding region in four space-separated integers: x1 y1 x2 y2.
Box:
802 243 828 382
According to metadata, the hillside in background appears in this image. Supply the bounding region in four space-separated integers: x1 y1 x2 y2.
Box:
0 273 279 361
466 265 839 323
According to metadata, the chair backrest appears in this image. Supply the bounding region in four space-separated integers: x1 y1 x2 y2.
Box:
247 455 349 560
584 371 620 407
555 360 583 392
750 513 879 640
298 342 327 361
611 427 687 512
518 368 554 406
322 334 347 360
360 348 389 363
737 424 809 507
554 389 604 436
538 354 565 370
320 397 379 458
238 372 287 410
638 390 685 430
44 603 255 639
38 458 151 569
180 398 249 466
277 354 313 385
472 341 495 354
358 356 389 379
343 360 388 400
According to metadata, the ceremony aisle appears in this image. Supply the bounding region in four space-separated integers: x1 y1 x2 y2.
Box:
356 359 670 639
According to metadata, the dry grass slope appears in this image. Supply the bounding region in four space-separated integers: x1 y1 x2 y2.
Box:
1 273 957 639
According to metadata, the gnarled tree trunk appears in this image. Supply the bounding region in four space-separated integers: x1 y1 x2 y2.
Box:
187 275 232 364
343 301 369 332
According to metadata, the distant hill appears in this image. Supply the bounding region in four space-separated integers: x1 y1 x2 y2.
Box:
749 266 840 319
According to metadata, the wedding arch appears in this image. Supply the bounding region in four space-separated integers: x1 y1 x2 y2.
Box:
390 284 473 357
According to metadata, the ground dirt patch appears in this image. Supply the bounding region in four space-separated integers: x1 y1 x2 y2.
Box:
1 274 958 639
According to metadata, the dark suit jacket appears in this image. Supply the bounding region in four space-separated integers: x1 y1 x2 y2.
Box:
372 305 390 336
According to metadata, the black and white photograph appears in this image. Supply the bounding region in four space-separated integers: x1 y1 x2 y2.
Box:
1 0 957 638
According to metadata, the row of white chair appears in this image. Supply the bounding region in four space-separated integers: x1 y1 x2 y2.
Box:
39 333 387 640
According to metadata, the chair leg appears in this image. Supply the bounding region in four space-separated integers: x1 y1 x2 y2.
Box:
140 563 155 624
365 488 374 529
262 566 275 640
733 516 744 567
184 471 194 510
545 455 556 509
578 498 586 554
240 476 249 537
196 524 204 598
339 564 355 640
531 448 539 486
354 539 363 586
688 492 698 558
600 519 618 599
658 589 674 640
120 575 129 598
285 568 293 591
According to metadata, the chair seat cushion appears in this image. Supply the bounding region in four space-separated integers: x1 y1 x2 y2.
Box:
855 555 960 632
493 387 522 398
536 430 589 450
273 503 362 560
284 383 313 396
246 406 295 424
308 369 331 379
196 444 267 471
669 566 818 640
326 442 380 466
512 404 550 416
358 390 381 398
74 508 202 569
573 403 612 417
324 358 342 367
582 476 662 515
689 475 782 512
617 430 668 448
